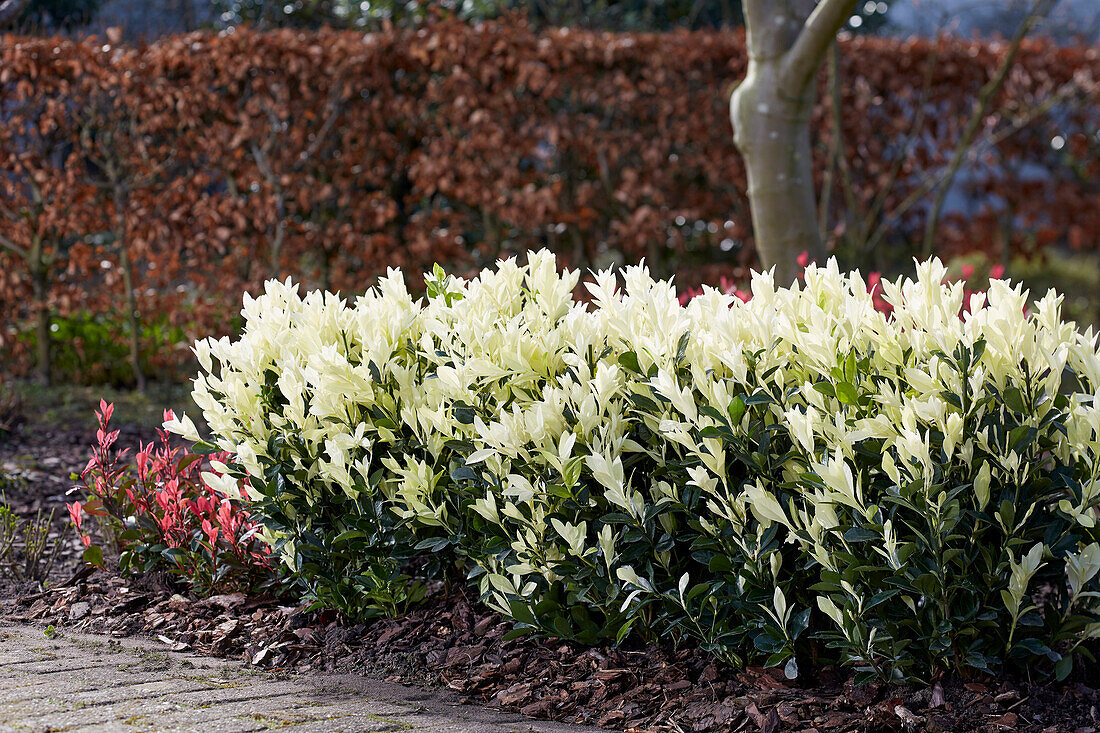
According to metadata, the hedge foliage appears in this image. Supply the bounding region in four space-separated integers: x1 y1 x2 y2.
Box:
173 252 1100 682
2 21 1098 381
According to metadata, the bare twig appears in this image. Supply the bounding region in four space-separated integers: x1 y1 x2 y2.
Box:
0 0 30 27
249 73 348 279
856 34 942 256
818 45 840 243
250 108 288 278
301 77 347 164
783 0 861 93
822 43 862 253
920 0 1057 257
865 76 1079 254
0 502 18 574
0 231 28 259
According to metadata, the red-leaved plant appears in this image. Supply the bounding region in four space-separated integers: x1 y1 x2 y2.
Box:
68 400 277 596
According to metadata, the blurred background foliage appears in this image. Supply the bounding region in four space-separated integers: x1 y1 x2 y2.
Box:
5 0 897 35
10 0 1096 38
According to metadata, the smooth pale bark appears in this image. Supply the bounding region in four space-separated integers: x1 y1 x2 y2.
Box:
730 0 858 285
731 59 820 285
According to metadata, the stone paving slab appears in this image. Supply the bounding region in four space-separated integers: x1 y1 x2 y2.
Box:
0 623 601 733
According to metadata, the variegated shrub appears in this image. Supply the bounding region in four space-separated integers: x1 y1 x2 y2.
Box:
171 252 1100 681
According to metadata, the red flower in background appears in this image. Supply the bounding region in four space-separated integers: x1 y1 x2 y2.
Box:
678 253 1001 319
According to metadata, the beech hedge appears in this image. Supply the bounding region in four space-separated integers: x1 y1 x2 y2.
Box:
3 22 1098 382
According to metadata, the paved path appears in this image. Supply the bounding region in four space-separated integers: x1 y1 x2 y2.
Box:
0 623 599 733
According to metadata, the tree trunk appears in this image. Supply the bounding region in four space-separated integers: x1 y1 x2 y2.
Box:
730 0 859 284
29 239 50 387
118 242 145 393
113 186 146 393
269 200 286 279
731 60 822 285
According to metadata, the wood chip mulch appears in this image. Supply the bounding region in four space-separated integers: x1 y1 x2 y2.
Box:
4 571 1099 733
